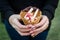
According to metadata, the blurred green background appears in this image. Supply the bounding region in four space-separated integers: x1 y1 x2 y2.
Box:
0 0 60 40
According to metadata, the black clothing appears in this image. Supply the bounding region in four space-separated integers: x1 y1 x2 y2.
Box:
0 0 59 21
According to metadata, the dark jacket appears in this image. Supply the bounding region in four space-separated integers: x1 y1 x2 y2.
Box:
0 0 59 22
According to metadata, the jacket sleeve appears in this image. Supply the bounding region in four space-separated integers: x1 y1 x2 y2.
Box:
42 0 59 21
0 0 14 21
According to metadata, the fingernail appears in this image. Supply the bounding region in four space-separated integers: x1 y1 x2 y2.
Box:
30 31 33 33
32 34 34 36
31 34 34 37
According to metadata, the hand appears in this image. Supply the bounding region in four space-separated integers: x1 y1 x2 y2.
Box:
30 15 49 37
9 14 32 36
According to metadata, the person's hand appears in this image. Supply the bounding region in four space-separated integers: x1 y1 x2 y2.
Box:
9 14 32 36
30 15 49 37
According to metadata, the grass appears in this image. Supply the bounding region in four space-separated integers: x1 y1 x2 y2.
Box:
0 1 60 40
0 23 11 40
0 14 11 40
46 1 60 40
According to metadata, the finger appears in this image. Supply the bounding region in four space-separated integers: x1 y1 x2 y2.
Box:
31 20 49 37
12 18 30 29
19 25 35 33
10 22 21 32
9 15 31 29
19 28 31 32
34 15 48 28
11 22 32 32
13 24 30 36
9 15 28 29
20 24 34 32
11 23 31 36
20 24 32 32
30 19 49 34
10 18 33 32
13 14 21 19
31 32 38 37
26 24 35 29
26 24 33 28
9 14 21 20
17 30 30 36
